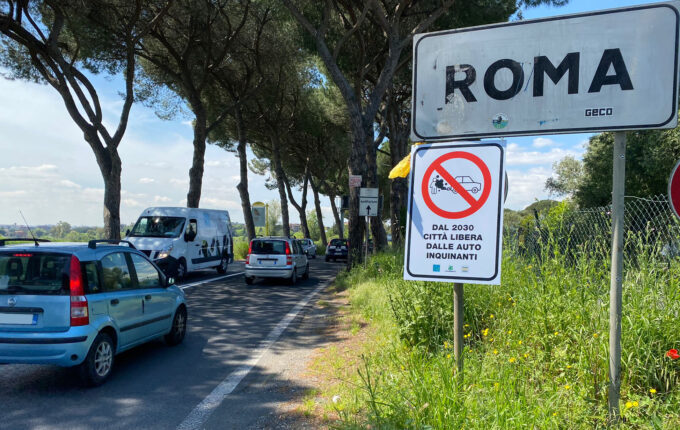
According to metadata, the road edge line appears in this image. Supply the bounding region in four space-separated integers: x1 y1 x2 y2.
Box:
176 279 331 430
179 272 244 290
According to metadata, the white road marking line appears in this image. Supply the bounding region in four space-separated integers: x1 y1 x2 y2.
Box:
176 279 330 430
179 272 244 290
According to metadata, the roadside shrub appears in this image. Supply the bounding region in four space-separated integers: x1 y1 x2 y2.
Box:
233 240 249 260
332 241 680 428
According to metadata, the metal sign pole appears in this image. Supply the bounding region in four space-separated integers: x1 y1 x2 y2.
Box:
364 215 369 265
453 282 464 376
608 131 626 423
265 204 269 236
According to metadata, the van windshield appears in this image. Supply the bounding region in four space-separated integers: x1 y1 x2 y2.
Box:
251 240 286 255
0 252 69 295
130 216 186 238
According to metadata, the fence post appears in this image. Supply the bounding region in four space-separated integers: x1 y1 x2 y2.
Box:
453 282 464 376
608 131 626 424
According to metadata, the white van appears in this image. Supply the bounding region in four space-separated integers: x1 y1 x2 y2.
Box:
126 207 233 279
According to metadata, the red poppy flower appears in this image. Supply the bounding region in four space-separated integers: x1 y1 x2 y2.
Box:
666 349 680 360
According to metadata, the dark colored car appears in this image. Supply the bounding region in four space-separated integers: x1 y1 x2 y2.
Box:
325 238 348 262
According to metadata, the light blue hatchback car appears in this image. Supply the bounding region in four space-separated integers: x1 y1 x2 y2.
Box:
0 238 187 386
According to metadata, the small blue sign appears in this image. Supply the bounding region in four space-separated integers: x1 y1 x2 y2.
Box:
433 264 440 272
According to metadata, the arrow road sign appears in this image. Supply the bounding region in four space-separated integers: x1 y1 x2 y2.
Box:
359 188 379 217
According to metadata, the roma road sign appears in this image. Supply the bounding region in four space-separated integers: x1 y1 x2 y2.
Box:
404 142 505 284
412 2 680 140
359 188 379 217
669 160 680 220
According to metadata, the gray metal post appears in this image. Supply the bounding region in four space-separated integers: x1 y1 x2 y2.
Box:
608 131 626 423
453 282 464 375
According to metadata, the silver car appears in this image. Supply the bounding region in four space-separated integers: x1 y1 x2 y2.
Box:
244 237 309 285
299 238 317 259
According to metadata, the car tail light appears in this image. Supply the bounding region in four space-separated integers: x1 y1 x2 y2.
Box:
69 255 89 327
286 255 292 265
285 242 291 255
246 241 253 264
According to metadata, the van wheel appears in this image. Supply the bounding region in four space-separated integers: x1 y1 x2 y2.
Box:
216 257 228 274
79 332 114 387
165 306 187 346
177 259 187 280
288 269 297 286
302 264 309 280
245 276 254 285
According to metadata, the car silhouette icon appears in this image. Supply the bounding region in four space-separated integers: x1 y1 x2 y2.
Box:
452 176 481 194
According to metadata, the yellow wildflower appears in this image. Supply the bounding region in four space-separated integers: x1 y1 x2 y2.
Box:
650 388 657 394
464 324 469 328
482 328 489 337
633 401 639 407
447 354 451 359
564 385 571 390
518 340 523 345
493 349 498 354
494 382 499 388
509 357 516 363
593 333 599 338
625 401 633 409
554 331 559 336
552 412 557 417
523 353 529 358
490 314 495 319
567 365 572 369
490 337 494 342
444 341 450 349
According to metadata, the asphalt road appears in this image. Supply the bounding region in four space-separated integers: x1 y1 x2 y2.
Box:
0 258 343 430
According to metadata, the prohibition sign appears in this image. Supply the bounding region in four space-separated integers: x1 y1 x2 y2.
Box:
669 160 680 220
421 151 492 219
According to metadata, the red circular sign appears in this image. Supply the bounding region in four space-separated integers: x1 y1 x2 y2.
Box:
421 151 492 219
669 160 680 220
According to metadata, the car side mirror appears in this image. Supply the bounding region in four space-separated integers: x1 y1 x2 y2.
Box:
166 277 175 287
304 250 309 255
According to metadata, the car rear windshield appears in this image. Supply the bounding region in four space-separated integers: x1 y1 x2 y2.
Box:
0 252 70 295
250 240 286 255
130 216 185 238
330 239 347 246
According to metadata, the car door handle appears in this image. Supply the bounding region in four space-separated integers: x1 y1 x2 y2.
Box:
195 244 201 247
144 295 152 300
110 299 120 305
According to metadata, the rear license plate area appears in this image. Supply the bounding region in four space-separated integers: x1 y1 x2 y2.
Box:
258 258 277 266
0 313 38 325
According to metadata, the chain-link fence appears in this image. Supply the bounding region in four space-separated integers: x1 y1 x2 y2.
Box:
506 194 680 263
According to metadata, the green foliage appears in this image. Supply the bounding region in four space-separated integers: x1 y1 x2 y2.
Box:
576 127 680 207
545 155 583 197
307 210 320 241
233 240 249 261
331 241 680 428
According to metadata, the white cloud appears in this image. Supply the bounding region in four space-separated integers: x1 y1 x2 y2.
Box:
139 177 155 184
59 179 81 188
532 137 559 148
153 195 172 203
506 144 583 166
505 167 559 210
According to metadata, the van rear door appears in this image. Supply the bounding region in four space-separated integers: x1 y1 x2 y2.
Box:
0 251 71 333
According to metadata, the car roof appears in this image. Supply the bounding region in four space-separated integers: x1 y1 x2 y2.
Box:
0 242 142 260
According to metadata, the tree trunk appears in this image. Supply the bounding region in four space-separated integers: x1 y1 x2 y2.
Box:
364 134 388 253
187 105 207 208
283 171 310 238
329 192 343 239
235 109 256 240
92 144 122 240
310 177 327 246
271 136 290 237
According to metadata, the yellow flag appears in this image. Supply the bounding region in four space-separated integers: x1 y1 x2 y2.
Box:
388 142 425 179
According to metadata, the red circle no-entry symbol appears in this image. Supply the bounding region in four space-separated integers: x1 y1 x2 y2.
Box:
669 160 680 220
421 151 492 219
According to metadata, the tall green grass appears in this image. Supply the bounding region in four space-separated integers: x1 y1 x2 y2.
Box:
332 241 680 428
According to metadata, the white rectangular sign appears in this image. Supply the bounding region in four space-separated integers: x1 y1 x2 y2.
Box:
404 142 505 284
412 3 680 140
359 188 379 217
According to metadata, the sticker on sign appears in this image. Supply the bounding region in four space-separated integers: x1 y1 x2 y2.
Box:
412 3 680 140
404 142 505 284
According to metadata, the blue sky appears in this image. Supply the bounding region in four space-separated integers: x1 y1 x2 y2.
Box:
0 0 661 226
